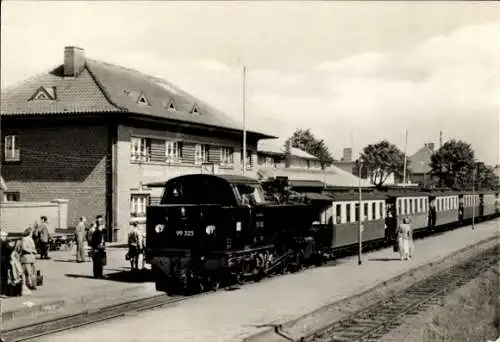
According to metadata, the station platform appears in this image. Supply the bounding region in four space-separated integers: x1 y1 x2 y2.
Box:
0 246 158 330
27 219 499 342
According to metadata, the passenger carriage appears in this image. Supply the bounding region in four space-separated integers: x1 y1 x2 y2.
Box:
430 190 460 228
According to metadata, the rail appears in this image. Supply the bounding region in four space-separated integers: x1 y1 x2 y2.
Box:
299 245 499 342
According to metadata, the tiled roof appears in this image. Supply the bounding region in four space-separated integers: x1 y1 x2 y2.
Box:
258 139 318 160
409 145 433 174
0 66 118 114
1 51 274 138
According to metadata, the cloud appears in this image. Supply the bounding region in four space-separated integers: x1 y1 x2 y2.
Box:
67 21 500 164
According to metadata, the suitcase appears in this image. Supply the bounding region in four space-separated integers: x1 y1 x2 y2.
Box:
101 251 107 266
7 281 22 297
36 270 44 286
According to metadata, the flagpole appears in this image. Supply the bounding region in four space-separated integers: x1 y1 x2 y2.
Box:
242 65 247 176
403 129 408 186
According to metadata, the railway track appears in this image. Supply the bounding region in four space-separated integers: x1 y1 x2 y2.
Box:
298 245 499 342
2 219 497 342
0 292 192 342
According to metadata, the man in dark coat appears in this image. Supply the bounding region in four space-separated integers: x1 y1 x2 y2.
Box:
90 215 106 278
38 216 50 259
0 230 12 296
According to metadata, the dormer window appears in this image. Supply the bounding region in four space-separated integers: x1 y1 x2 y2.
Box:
191 103 201 114
137 92 150 106
167 100 176 112
29 86 56 101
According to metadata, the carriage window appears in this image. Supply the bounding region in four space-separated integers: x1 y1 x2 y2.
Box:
346 204 351 223
336 204 342 224
380 202 384 219
355 203 360 222
397 199 401 215
372 203 376 220
403 199 407 215
420 198 424 212
364 203 369 220
409 199 413 213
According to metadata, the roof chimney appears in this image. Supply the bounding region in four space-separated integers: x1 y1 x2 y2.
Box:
425 143 434 151
342 148 352 162
64 46 86 76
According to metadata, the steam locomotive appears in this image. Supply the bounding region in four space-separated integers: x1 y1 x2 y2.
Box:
145 174 499 294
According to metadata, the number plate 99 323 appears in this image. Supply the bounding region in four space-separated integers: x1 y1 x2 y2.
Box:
176 230 194 237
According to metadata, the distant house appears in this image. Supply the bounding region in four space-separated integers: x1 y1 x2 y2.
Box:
408 143 435 187
1 46 275 242
257 141 371 188
494 165 500 184
257 139 322 170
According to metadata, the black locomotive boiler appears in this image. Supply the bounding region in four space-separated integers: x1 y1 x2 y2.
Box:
145 174 322 294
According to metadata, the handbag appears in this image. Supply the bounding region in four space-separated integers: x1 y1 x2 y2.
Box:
125 252 130 261
393 243 400 253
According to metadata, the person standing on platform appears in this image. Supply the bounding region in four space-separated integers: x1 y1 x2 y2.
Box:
0 230 12 296
90 215 106 278
38 216 50 260
75 217 87 263
20 227 37 291
399 218 413 260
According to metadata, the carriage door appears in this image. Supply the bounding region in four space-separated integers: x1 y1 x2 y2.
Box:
479 194 485 217
428 196 437 229
385 197 397 242
458 194 464 221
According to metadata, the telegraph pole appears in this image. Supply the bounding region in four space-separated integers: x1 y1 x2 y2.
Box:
358 160 363 265
402 129 408 186
472 164 476 230
242 65 247 176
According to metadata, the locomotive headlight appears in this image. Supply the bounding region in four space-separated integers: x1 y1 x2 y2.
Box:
206 225 216 235
155 224 165 233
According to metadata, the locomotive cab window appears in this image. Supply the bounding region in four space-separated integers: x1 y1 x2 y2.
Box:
234 184 266 205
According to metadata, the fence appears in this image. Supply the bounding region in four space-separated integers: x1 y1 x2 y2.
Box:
0 199 68 234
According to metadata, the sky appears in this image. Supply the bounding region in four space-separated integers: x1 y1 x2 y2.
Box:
1 1 499 165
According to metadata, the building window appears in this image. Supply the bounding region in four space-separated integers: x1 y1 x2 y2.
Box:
130 137 151 162
241 149 252 167
166 141 183 162
4 192 20 202
167 99 176 112
195 144 209 165
264 157 274 167
220 147 234 165
4 135 20 161
130 194 150 217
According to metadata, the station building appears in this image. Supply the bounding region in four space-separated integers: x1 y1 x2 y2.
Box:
0 46 274 242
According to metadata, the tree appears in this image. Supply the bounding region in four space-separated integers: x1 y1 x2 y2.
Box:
470 162 499 189
284 129 335 169
430 140 475 188
359 140 409 188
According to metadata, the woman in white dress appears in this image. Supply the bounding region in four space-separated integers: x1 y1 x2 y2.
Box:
399 218 413 260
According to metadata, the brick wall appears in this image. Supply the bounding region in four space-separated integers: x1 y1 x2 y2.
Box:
114 123 259 242
1 123 108 229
